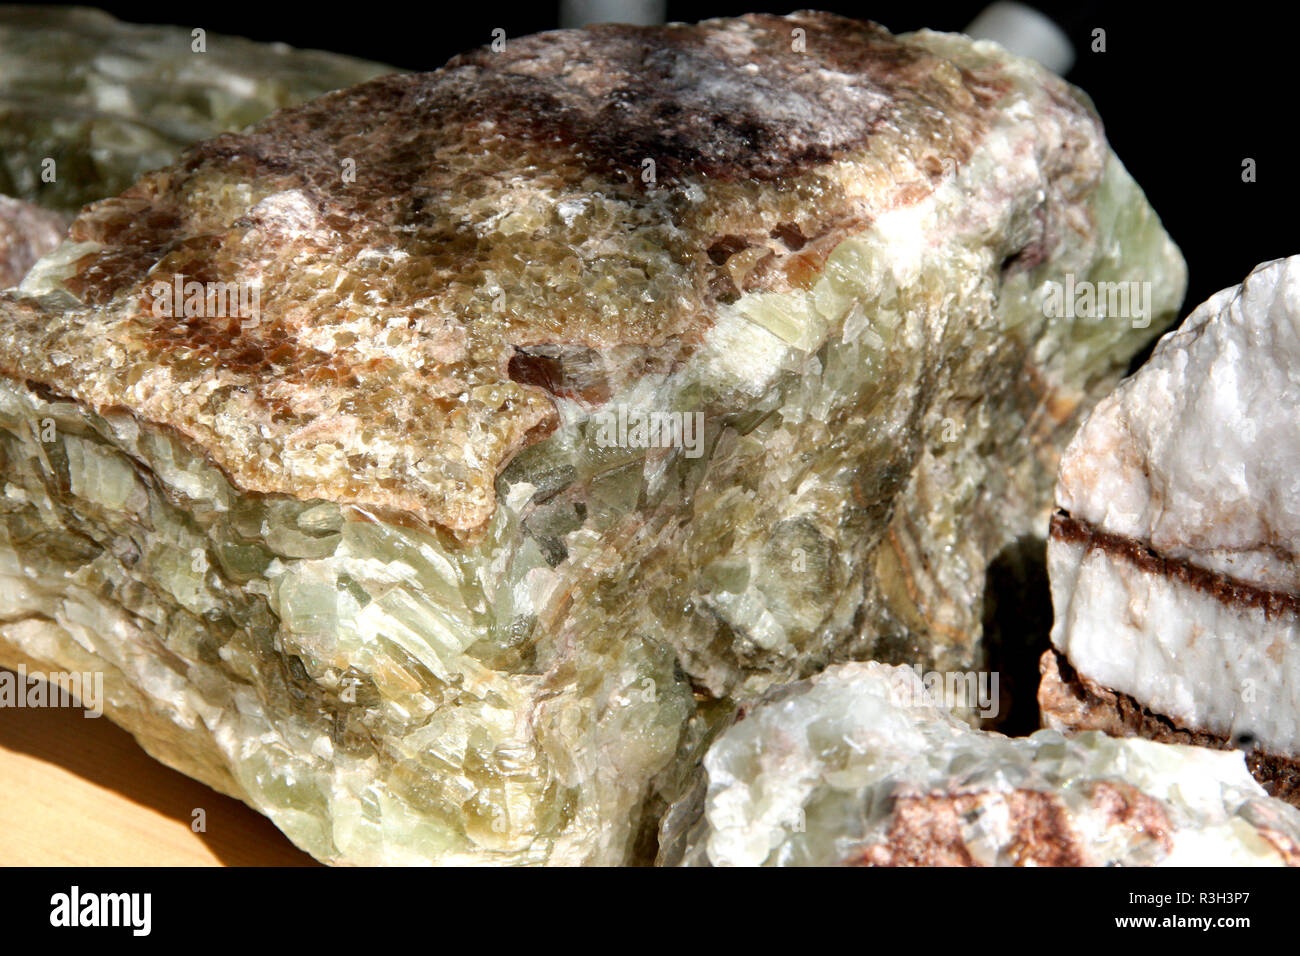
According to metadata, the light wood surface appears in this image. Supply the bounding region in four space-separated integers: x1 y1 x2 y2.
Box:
0 671 317 866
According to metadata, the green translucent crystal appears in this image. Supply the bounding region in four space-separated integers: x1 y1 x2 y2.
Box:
0 6 394 211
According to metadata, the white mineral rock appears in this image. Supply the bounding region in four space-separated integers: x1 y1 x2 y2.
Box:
1044 256 1300 803
671 661 1300 866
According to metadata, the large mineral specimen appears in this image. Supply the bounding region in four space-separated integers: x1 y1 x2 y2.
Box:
668 662 1300 866
0 6 393 212
0 13 1184 864
1043 256 1300 804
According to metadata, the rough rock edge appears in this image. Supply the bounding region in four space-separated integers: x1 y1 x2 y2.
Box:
1039 647 1300 808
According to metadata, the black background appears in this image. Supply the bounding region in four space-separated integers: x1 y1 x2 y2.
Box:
26 0 1300 336
8 865 1288 937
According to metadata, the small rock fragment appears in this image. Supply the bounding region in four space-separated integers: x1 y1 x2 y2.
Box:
0 196 66 288
668 662 1300 866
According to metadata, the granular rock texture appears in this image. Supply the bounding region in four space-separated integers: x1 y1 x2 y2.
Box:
1045 257 1300 805
668 662 1300 866
0 13 1183 864
0 6 393 212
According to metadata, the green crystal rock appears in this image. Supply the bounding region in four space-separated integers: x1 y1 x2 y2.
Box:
667 662 1300 866
0 6 394 212
0 13 1183 864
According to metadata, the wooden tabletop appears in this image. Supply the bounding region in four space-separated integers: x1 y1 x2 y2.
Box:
0 673 317 866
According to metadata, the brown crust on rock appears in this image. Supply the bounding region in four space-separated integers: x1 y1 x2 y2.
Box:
1254 826 1300 865
1087 780 1173 854
0 13 1064 539
438 13 1003 186
1039 647 1300 806
1050 509 1300 620
854 789 1092 866
852 779 1183 867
